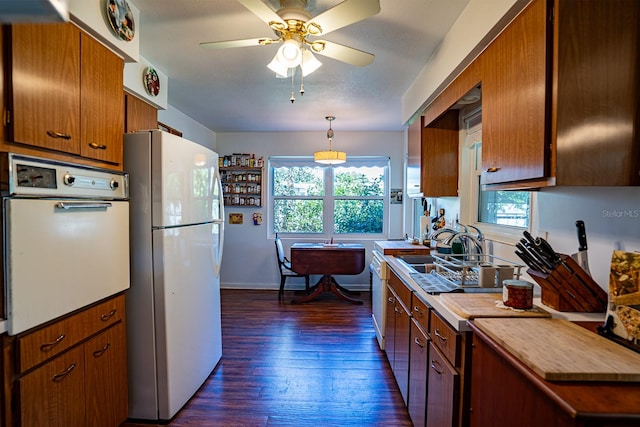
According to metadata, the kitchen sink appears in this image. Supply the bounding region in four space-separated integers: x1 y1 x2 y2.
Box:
395 254 435 265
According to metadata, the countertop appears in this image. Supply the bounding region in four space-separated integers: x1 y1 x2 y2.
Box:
373 240 430 253
384 256 606 332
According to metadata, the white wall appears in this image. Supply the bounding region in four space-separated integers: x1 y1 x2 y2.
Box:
216 131 404 290
157 105 216 150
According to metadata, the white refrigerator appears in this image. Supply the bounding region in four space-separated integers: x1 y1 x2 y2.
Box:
124 130 224 421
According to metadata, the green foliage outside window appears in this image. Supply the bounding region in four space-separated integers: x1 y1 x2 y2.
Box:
273 163 386 234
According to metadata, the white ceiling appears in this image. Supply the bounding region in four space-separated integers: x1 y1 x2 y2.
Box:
130 0 470 132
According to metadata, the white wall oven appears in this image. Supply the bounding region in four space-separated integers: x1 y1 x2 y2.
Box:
1 153 130 335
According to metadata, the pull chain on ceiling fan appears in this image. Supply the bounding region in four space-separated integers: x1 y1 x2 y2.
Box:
200 0 381 101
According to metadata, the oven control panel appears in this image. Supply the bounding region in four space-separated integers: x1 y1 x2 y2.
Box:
6 153 128 199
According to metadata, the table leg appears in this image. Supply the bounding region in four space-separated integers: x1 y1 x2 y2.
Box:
291 275 363 305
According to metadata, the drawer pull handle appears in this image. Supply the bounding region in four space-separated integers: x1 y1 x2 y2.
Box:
394 307 401 314
93 342 111 358
387 297 396 303
413 306 423 315
46 130 71 140
40 334 65 352
414 337 425 348
100 309 117 321
486 167 501 173
434 329 447 342
89 142 108 150
52 363 76 382
430 359 443 375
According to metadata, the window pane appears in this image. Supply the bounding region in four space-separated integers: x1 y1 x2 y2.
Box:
334 200 383 233
273 166 324 196
334 166 384 196
478 189 530 227
274 199 323 233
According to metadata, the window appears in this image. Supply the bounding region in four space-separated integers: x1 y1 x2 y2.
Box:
270 157 389 237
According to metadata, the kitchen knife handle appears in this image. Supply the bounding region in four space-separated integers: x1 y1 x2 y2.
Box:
576 220 588 251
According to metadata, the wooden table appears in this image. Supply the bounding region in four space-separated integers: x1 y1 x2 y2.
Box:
290 243 366 304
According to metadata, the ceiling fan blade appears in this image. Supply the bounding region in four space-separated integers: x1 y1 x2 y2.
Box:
237 0 285 26
307 0 381 36
313 40 374 67
200 37 273 49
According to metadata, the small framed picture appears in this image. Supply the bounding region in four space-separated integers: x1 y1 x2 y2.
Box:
228 213 243 224
390 189 403 204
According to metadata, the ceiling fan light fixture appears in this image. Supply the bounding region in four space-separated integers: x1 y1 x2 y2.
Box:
300 49 322 76
267 54 289 78
276 39 302 68
314 116 346 165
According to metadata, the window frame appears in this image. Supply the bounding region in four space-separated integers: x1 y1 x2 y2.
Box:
268 156 390 240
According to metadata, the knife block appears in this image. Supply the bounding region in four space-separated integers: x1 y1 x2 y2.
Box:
527 254 607 312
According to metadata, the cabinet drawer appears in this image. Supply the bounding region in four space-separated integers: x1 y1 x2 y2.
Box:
17 316 85 374
16 295 125 373
411 294 430 333
389 271 412 307
429 311 461 367
79 294 125 339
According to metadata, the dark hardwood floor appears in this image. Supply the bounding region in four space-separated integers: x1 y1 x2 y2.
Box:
123 289 412 427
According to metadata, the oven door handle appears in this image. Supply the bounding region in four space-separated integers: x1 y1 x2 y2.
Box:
55 202 113 210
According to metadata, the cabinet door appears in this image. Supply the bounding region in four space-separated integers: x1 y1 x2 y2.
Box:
85 323 128 427
408 320 429 427
125 93 158 133
421 110 459 197
383 284 396 367
18 345 86 427
80 32 124 164
426 342 459 427
10 23 81 154
480 0 549 186
393 297 411 405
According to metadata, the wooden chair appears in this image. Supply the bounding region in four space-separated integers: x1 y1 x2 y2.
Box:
275 235 310 300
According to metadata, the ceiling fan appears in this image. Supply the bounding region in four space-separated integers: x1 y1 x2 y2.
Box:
200 0 381 85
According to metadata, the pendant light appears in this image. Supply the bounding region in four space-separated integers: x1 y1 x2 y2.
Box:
314 116 346 165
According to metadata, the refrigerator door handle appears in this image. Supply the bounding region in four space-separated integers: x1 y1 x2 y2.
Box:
212 169 225 276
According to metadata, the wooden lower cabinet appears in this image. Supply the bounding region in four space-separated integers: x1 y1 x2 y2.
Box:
426 342 460 427
5 295 128 427
84 323 128 427
408 319 428 427
384 282 411 405
18 346 86 427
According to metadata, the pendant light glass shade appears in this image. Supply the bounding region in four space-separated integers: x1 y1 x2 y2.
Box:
314 116 346 165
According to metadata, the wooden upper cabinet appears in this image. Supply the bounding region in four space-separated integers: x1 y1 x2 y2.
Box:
6 23 124 167
481 0 639 189
553 0 639 186
480 0 549 187
125 92 158 133
80 32 124 163
10 24 82 155
421 111 459 197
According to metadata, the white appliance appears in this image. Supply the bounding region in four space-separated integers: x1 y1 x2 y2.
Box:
3 153 129 335
124 130 225 421
371 250 388 350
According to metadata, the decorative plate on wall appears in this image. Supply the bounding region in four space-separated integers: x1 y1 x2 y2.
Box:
143 67 160 97
106 0 135 42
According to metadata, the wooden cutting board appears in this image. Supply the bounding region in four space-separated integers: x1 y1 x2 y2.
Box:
474 318 640 381
439 293 551 319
